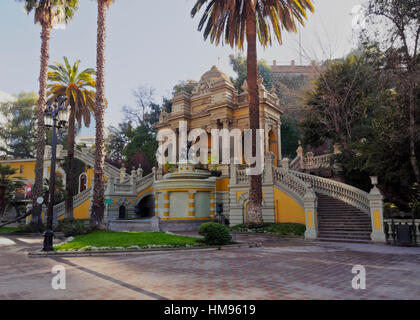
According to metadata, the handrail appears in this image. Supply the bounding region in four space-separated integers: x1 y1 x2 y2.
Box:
135 172 154 192
303 154 332 170
52 186 92 218
74 149 120 178
272 166 310 206
288 169 370 214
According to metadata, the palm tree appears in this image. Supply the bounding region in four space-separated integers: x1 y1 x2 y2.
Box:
47 57 96 220
91 0 115 226
191 0 314 225
20 0 79 228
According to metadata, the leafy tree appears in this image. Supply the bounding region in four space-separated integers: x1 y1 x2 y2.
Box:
301 54 380 150
123 86 155 127
301 48 419 208
191 0 314 225
47 56 96 220
20 0 79 228
0 92 37 158
362 0 420 182
281 116 300 159
123 125 158 172
229 54 273 93
0 164 25 217
105 122 132 161
172 80 197 95
92 0 115 226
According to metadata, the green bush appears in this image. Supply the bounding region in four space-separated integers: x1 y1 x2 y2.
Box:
56 219 88 237
17 222 45 233
198 222 231 245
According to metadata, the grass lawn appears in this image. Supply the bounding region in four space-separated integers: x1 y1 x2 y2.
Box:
230 223 306 236
54 230 202 251
0 227 19 233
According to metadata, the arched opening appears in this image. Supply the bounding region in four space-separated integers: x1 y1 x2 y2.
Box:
135 195 155 219
79 173 88 193
119 205 126 219
269 129 279 166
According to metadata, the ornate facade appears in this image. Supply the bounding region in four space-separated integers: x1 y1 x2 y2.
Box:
156 66 283 171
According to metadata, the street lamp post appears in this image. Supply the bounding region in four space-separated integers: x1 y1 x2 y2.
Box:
43 96 69 252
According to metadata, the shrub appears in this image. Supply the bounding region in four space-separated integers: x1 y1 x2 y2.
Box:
17 222 45 233
56 219 88 237
230 222 306 236
198 222 231 245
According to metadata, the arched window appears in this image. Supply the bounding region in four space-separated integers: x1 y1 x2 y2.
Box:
79 173 88 193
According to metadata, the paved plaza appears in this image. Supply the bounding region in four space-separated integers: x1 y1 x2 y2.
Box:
0 233 419 300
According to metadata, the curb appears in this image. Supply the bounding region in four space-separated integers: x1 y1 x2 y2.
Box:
27 242 262 258
231 232 304 239
2 232 66 240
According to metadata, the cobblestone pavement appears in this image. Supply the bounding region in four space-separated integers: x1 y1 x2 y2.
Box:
0 233 419 300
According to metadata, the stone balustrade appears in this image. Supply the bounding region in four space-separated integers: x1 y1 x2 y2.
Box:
289 170 370 214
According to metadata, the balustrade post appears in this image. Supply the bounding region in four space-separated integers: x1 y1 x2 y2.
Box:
368 176 386 243
281 158 290 170
264 153 274 184
303 187 318 240
105 176 115 194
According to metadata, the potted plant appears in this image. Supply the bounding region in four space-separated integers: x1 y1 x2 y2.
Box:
208 155 222 177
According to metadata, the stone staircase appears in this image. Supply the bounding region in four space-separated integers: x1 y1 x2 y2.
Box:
317 194 372 243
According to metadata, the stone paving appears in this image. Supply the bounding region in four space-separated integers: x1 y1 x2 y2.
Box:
0 233 419 300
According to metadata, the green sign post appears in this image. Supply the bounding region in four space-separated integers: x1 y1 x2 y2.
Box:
105 199 113 205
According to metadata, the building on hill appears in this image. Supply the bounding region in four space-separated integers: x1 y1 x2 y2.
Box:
75 134 96 148
270 60 318 116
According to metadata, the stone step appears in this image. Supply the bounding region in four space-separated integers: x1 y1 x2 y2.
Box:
318 233 371 240
318 229 371 236
319 227 372 232
318 218 371 222
317 237 371 244
316 193 372 243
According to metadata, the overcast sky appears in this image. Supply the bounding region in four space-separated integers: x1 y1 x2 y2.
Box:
0 0 363 134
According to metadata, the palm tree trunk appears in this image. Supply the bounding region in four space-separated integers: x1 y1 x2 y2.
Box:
91 0 107 225
245 1 263 226
65 108 75 220
32 23 51 228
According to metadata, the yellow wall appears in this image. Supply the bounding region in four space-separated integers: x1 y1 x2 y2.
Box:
73 199 91 220
1 161 36 181
273 187 305 224
216 178 229 192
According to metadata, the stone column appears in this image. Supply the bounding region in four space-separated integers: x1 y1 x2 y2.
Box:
277 123 282 162
264 122 270 153
154 192 159 217
303 187 318 240
188 191 196 217
163 191 170 218
368 176 386 243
